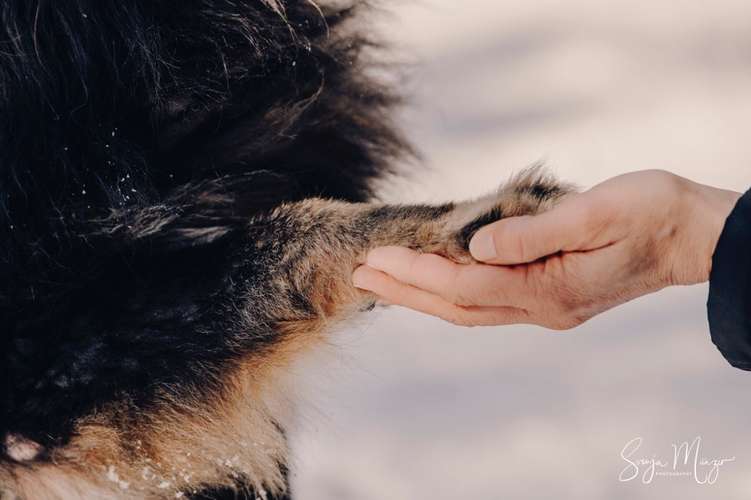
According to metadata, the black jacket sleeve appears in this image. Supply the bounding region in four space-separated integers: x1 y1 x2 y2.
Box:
707 188 751 370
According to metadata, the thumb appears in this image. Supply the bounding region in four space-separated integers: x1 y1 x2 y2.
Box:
469 196 594 264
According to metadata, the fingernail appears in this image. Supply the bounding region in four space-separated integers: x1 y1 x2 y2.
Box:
352 266 372 290
469 228 497 261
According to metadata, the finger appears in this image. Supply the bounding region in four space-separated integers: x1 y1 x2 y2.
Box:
469 194 603 265
365 246 534 308
352 265 531 327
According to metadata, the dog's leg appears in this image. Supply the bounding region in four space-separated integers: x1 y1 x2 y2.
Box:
247 169 571 334
0 171 570 500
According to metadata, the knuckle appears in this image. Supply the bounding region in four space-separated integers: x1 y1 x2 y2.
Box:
645 169 679 188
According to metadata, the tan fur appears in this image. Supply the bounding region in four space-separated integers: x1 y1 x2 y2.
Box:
0 170 571 499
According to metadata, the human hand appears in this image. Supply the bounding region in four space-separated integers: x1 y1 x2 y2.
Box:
352 170 741 328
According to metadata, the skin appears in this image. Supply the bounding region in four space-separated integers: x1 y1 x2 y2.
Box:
352 170 742 329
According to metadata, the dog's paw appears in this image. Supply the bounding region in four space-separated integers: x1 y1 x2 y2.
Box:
432 168 573 263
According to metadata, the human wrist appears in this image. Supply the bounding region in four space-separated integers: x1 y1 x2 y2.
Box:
671 177 741 285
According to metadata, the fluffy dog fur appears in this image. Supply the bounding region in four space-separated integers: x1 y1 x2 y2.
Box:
0 1 570 498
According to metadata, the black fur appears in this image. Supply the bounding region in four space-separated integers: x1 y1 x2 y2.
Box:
457 206 504 251
0 0 406 481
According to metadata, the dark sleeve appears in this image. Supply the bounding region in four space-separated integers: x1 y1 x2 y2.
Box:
707 188 751 370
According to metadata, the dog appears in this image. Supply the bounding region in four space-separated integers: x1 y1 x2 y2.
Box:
0 1 570 498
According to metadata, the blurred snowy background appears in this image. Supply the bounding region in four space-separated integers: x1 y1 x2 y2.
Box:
290 1 751 499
